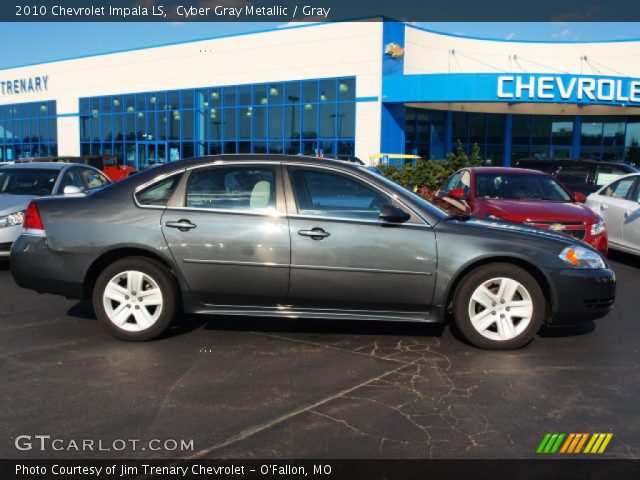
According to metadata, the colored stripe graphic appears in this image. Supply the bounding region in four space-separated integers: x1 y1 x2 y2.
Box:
538 433 613 454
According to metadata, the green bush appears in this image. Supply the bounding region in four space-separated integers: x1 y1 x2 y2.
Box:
377 143 482 200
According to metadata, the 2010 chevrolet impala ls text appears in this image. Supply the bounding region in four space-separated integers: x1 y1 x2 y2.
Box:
9 155 616 349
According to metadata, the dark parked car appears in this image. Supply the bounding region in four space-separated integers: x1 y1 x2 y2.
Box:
10 155 615 349
515 158 638 196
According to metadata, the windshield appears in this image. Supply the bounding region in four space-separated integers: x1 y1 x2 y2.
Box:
0 169 59 196
475 172 571 202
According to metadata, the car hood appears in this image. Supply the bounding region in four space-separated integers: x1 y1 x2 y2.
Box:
476 198 596 222
448 216 581 246
0 194 34 216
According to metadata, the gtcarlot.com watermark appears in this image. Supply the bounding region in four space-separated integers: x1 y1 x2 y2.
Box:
14 435 194 452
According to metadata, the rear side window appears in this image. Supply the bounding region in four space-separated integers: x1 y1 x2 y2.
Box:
556 165 590 185
135 175 180 206
186 166 276 212
601 177 636 199
81 169 110 190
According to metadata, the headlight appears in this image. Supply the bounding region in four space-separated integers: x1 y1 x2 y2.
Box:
559 245 606 269
590 217 606 236
0 211 24 228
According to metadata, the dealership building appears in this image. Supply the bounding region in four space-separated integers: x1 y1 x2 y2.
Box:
2 21 640 167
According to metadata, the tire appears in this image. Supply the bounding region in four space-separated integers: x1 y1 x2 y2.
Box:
92 257 178 341
452 263 545 349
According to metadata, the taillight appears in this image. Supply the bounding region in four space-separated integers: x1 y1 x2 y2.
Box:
22 201 45 235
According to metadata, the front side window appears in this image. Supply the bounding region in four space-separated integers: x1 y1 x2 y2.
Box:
601 177 636 199
441 172 462 193
59 168 85 191
186 166 276 212
595 165 628 187
81 169 111 190
290 168 391 220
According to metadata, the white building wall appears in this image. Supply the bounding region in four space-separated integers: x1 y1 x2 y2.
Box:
404 26 640 77
0 22 384 159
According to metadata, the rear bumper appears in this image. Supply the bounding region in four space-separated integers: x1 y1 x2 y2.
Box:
10 234 85 299
548 267 616 324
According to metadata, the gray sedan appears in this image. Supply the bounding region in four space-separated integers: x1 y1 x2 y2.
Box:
10 155 615 349
0 162 111 257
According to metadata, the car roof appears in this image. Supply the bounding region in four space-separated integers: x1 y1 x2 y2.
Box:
467 167 547 175
518 157 636 168
0 162 70 170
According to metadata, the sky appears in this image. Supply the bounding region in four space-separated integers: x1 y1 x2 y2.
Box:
0 22 639 69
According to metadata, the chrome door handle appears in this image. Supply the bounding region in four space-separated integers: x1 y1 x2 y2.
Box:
298 228 331 240
625 211 631 218
600 204 608 211
165 219 197 231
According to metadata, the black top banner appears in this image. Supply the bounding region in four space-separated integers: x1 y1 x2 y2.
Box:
5 0 640 22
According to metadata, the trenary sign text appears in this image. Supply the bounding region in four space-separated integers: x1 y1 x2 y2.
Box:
1 75 49 95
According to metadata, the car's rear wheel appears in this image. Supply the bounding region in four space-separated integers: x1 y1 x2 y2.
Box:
452 263 545 349
93 257 178 341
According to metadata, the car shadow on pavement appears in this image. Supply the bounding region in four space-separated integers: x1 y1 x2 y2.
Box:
538 321 596 337
608 249 640 269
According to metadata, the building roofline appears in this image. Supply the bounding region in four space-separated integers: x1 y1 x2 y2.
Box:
406 23 640 45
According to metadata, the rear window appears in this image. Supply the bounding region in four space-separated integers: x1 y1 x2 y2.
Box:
0 169 59 196
135 175 181 206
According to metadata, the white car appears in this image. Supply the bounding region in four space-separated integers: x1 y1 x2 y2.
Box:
586 173 640 256
0 162 111 258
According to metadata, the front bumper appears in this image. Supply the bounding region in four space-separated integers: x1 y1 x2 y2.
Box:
0 224 22 257
548 267 616 324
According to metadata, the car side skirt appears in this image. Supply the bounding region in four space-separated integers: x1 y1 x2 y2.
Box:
190 305 444 323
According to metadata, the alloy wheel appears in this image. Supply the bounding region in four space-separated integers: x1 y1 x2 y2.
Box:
102 270 163 332
467 276 534 341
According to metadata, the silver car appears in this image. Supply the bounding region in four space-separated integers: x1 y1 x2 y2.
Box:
0 162 111 257
586 173 640 255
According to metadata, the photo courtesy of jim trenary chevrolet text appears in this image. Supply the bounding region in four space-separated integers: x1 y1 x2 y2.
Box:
1 1 640 479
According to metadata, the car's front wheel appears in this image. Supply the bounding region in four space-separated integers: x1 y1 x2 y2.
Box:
93 257 178 341
452 263 545 349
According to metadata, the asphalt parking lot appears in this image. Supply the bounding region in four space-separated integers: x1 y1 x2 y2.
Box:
1 253 639 460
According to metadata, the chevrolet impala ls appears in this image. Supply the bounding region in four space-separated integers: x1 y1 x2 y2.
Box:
10 155 616 349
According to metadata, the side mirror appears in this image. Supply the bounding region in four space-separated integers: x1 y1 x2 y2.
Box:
448 188 467 200
63 185 83 195
379 205 411 223
572 192 587 203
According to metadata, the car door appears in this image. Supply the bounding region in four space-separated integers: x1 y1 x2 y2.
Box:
284 164 437 313
592 176 638 247
622 177 640 253
161 162 290 306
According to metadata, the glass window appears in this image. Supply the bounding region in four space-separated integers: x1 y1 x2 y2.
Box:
285 82 301 103
135 175 181 206
239 107 252 139
302 104 317 139
486 115 504 145
210 89 222 107
602 118 625 146
302 81 318 104
601 177 636 199
581 119 603 146
511 115 530 145
253 84 268 106
595 164 630 187
551 118 573 145
285 105 300 139
290 168 390 220
59 168 85 191
224 109 237 140
181 90 195 109
442 171 462 192
0 168 58 195
468 113 485 145
319 79 336 103
556 164 590 187
186 166 276 211
531 116 552 145
81 169 111 190
337 103 355 139
269 106 283 139
475 172 571 201
319 103 337 138
338 78 355 102
224 87 236 108
268 83 283 104
238 85 251 106
253 106 267 139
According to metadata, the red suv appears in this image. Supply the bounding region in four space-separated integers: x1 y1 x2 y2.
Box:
435 167 608 254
